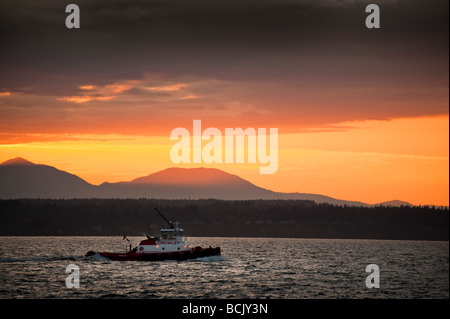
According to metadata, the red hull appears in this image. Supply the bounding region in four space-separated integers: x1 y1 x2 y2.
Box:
86 246 221 261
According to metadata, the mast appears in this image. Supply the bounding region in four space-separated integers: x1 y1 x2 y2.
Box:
154 207 173 228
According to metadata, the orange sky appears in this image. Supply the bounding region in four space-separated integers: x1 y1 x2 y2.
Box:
0 115 448 206
0 1 448 206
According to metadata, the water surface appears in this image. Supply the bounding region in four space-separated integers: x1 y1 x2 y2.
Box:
0 237 447 299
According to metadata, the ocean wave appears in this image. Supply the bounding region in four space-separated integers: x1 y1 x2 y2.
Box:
0 255 78 263
84 252 111 261
189 255 229 262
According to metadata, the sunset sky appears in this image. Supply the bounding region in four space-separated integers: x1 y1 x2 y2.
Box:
0 0 448 205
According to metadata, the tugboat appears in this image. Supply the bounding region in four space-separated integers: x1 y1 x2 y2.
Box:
85 208 221 261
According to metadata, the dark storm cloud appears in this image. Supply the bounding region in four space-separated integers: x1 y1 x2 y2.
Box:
0 0 448 121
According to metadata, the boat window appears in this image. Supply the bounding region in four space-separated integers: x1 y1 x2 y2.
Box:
161 230 183 238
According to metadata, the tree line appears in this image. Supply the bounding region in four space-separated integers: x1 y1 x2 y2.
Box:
0 199 448 240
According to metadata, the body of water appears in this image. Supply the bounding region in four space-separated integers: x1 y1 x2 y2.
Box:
0 237 448 299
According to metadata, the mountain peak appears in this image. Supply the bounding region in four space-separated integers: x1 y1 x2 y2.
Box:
130 167 249 186
0 157 35 166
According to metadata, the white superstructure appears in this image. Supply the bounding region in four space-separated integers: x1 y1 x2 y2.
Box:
136 223 191 253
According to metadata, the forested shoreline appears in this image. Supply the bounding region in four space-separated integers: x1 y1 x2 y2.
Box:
0 199 448 240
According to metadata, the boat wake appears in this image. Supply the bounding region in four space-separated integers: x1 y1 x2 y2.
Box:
85 252 111 261
0 255 78 263
188 255 229 262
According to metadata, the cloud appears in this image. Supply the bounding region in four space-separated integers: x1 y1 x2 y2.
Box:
58 95 116 103
0 0 447 137
144 84 187 92
79 85 95 90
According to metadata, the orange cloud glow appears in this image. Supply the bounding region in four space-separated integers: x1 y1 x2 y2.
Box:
58 95 116 103
104 83 133 93
59 80 191 104
79 85 95 90
145 83 188 91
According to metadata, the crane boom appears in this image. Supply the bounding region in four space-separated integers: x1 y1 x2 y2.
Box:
154 207 173 228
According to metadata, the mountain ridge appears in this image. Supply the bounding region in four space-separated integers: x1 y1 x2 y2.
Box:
0 157 35 166
0 157 413 206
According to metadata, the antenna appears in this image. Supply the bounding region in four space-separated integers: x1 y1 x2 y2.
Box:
154 207 173 228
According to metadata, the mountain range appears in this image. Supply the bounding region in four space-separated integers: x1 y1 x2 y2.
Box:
0 157 411 206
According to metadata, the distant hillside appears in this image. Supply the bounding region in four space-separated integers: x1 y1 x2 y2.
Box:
99 167 277 200
0 157 99 198
0 157 413 206
376 200 413 207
